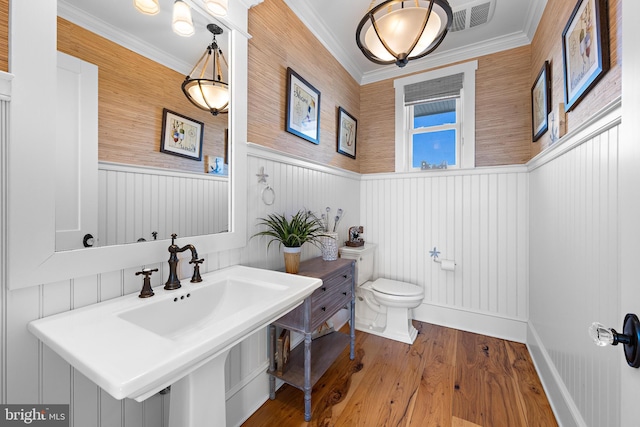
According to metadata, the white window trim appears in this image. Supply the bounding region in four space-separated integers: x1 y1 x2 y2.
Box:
394 60 478 172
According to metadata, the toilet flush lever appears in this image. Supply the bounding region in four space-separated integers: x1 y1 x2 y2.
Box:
589 313 640 368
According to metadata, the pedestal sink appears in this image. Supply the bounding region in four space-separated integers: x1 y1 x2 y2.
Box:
28 265 323 426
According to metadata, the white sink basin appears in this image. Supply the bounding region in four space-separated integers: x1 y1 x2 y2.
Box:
28 265 322 405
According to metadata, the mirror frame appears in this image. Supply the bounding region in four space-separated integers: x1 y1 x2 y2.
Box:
7 0 255 290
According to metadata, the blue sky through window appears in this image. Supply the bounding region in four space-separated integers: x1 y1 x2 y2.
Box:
412 109 456 168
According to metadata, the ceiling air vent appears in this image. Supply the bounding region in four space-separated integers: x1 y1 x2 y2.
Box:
449 0 495 32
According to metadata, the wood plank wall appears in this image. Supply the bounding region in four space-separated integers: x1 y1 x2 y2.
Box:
247 0 361 173
531 0 621 156
56 18 227 175
0 0 7 72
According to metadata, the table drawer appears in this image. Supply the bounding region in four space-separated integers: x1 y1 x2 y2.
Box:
310 269 352 305
310 280 351 329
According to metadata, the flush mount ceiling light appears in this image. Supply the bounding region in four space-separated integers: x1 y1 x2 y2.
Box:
172 0 195 37
205 0 228 16
356 0 453 68
134 0 159 15
182 23 229 116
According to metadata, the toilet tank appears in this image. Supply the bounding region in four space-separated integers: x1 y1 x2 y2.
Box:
339 243 377 286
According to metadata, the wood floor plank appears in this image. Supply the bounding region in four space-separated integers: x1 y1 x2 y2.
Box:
409 324 457 427
453 331 487 425
242 321 557 427
480 335 527 427
504 340 558 427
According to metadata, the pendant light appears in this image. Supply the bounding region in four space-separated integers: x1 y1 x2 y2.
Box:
172 0 195 37
134 0 159 15
182 24 229 116
356 0 453 68
205 0 228 16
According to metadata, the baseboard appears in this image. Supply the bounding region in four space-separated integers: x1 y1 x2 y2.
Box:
413 302 527 343
226 361 270 427
526 323 586 427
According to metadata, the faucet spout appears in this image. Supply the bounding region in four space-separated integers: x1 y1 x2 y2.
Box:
164 234 200 290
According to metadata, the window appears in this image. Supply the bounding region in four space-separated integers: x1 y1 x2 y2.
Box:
394 61 478 171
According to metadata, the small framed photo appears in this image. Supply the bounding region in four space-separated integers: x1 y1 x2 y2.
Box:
337 107 357 159
160 108 204 161
285 67 321 145
561 0 610 112
531 61 551 142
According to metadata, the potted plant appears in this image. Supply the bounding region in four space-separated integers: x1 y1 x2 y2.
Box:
253 210 328 273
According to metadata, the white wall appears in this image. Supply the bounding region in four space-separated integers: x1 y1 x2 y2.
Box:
527 101 621 427
98 163 229 245
361 166 529 341
0 143 361 427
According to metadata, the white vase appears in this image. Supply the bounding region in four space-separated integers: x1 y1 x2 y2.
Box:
321 233 339 261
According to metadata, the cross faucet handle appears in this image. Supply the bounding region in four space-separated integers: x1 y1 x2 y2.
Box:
136 268 159 298
189 258 204 283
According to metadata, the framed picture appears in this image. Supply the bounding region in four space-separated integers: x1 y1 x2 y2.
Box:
561 0 609 112
531 61 551 142
285 67 321 144
160 108 204 161
337 107 357 159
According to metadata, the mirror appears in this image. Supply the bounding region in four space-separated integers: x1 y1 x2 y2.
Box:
7 0 249 289
57 0 231 250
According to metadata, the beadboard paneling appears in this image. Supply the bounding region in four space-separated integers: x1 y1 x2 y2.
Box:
529 115 620 427
98 163 229 246
2 144 361 427
360 167 529 324
56 18 228 175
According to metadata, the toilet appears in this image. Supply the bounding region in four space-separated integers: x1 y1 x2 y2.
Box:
339 243 424 344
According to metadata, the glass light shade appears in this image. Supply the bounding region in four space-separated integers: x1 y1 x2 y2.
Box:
172 0 195 37
184 80 230 113
134 0 159 15
205 0 228 16
365 6 442 62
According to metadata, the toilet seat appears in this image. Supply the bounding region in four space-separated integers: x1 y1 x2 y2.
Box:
371 278 423 297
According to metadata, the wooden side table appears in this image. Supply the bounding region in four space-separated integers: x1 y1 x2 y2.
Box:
267 257 356 421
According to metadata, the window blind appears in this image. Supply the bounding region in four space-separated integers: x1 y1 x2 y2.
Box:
404 72 464 105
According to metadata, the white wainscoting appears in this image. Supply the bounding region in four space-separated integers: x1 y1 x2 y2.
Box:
527 100 622 427
98 162 229 246
0 144 361 427
361 166 529 341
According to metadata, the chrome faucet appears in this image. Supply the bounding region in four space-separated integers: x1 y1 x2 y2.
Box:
164 234 203 290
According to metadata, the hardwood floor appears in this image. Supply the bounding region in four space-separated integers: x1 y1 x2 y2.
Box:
242 321 557 427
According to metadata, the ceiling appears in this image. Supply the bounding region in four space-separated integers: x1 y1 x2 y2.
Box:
285 0 548 84
59 0 547 85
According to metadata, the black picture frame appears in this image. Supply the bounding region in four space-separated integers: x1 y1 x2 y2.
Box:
160 108 204 161
285 67 321 145
561 0 610 112
337 107 357 159
531 61 551 142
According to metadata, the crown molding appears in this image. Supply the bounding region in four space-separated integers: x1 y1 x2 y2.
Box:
360 31 531 85
57 0 193 75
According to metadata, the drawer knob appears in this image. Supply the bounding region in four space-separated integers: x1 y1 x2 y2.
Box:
343 274 348 279
321 306 326 312
342 291 347 296
321 286 327 292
